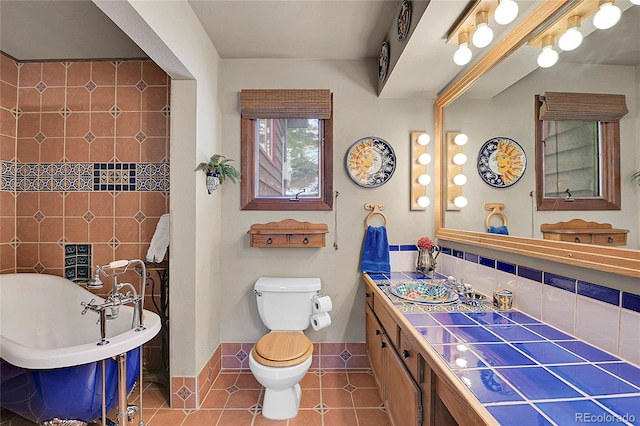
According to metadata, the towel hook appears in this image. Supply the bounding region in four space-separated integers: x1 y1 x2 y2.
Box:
364 203 388 229
484 202 508 229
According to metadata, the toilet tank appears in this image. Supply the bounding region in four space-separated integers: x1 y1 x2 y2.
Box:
255 277 321 331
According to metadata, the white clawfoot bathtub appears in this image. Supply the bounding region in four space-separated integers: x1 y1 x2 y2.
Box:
0 273 161 424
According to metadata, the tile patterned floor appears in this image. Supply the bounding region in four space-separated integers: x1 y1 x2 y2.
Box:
0 369 391 426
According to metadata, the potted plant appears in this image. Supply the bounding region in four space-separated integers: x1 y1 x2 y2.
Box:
194 154 241 194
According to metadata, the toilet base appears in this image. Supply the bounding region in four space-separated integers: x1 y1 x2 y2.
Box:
261 383 302 420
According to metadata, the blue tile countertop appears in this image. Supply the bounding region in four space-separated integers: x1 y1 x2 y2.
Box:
367 272 640 426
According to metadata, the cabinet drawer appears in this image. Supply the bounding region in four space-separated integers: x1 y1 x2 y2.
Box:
251 234 288 246
375 301 399 348
561 233 593 244
400 329 420 382
593 233 627 246
289 234 324 246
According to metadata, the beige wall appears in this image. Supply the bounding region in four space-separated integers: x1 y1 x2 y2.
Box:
219 58 436 343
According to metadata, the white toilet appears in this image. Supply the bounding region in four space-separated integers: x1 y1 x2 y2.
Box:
249 277 321 420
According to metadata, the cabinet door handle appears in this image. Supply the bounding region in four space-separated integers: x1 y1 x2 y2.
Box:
574 237 581 243
267 238 273 245
375 329 381 335
402 349 410 359
365 292 371 298
303 237 309 244
381 341 386 348
608 237 614 244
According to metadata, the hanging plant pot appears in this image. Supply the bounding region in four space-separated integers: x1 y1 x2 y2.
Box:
206 172 221 194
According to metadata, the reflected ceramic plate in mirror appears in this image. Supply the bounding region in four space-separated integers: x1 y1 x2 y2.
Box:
389 280 459 304
477 137 526 188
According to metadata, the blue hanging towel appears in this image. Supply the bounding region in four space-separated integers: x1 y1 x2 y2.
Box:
488 225 509 235
361 226 391 274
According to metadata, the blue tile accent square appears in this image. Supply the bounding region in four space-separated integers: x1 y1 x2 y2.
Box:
479 256 495 268
597 362 640 388
549 364 639 396
464 252 479 263
453 249 464 259
621 292 640 313
431 312 477 325
367 273 388 281
596 396 640 423
524 324 574 341
514 342 585 365
486 325 546 342
557 341 619 362
416 327 460 345
446 326 502 343
64 244 92 283
577 281 620 306
544 272 576 292
518 266 542 282
388 245 399 251
466 312 515 325
469 344 536 367
455 369 523 403
404 313 440 327
496 367 583 399
402 271 428 280
536 400 616 425
487 404 552 426
497 261 516 274
399 244 417 251
498 311 541 325
432 344 487 369
440 246 452 255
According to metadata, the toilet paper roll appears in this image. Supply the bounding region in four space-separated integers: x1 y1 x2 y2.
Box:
311 312 331 331
312 295 333 314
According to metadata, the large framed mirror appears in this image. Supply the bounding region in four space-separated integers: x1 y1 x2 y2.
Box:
435 0 640 278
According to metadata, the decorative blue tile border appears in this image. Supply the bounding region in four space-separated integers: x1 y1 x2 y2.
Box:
64 244 91 282
438 244 640 314
2 161 169 192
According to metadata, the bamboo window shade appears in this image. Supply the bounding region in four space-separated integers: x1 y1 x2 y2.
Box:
539 92 628 122
240 89 332 119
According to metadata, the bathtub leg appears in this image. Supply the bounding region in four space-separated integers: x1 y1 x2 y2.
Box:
116 353 128 426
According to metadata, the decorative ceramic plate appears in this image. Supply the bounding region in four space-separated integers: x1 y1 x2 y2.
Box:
397 0 412 42
389 281 459 304
346 137 396 187
477 137 527 188
378 40 389 82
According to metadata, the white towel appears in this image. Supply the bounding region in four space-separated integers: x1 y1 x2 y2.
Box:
146 213 170 263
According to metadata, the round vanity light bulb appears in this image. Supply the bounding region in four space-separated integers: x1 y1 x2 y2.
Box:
558 27 583 51
629 0 640 5
472 23 494 48
452 174 467 186
593 1 621 30
454 133 468 146
453 43 473 66
537 45 559 68
418 153 432 165
494 0 519 25
452 153 468 165
453 196 469 208
418 174 431 186
417 196 430 208
417 133 430 145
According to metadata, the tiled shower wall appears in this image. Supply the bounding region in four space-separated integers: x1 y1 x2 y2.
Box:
0 53 170 375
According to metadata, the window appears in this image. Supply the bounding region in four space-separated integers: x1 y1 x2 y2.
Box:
241 89 333 210
534 92 627 211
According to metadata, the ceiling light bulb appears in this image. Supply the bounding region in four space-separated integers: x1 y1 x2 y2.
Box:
417 133 430 145
453 174 467 186
417 196 430 208
418 153 432 165
494 0 519 25
454 133 468 146
453 196 468 208
452 153 467 165
453 32 472 66
537 36 558 68
558 28 583 51
472 12 493 48
418 174 431 186
629 0 640 5
593 1 621 30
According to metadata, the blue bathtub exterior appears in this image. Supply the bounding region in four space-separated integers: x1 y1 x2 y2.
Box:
0 347 140 424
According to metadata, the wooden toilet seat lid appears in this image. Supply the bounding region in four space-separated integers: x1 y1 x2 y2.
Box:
252 332 313 367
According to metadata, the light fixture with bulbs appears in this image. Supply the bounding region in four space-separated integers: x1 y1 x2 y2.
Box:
411 131 432 211
537 35 559 68
472 11 494 48
446 132 468 211
453 32 473 66
558 15 583 51
494 0 519 25
593 0 621 29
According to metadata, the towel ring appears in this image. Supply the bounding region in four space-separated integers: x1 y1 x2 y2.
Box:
364 203 388 229
484 203 508 229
